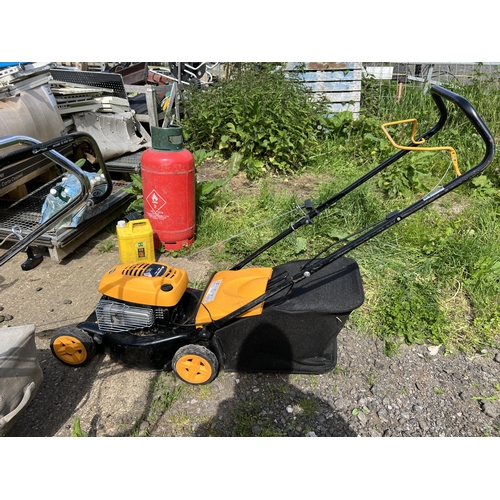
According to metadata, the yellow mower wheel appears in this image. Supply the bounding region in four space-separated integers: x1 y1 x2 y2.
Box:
50 327 96 367
172 345 219 385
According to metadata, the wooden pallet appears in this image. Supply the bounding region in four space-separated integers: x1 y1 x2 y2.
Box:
285 62 362 119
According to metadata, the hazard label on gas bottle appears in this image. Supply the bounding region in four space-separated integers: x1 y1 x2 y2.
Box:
146 189 166 214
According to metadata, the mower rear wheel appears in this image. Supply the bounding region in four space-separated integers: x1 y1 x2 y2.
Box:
172 345 219 385
50 327 96 367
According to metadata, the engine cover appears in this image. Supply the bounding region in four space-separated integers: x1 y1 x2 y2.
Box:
98 262 188 307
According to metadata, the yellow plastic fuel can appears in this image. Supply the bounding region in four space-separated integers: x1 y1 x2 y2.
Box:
116 218 155 264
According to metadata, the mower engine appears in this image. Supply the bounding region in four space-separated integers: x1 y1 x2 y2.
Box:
95 262 189 333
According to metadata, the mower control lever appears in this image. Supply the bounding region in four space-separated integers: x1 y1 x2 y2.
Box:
381 118 461 176
292 199 314 229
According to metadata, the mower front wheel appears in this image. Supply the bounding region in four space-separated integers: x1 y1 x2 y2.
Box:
172 345 219 385
50 327 96 367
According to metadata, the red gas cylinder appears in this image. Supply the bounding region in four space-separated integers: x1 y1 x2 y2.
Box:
141 125 195 250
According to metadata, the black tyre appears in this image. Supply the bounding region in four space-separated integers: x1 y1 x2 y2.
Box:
172 344 219 385
50 327 96 367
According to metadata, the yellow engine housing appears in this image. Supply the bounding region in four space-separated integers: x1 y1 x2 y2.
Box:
98 262 188 307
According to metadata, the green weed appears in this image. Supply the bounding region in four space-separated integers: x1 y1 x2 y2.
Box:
71 417 88 437
472 395 499 402
298 397 319 416
181 63 334 178
97 240 115 253
365 372 378 387
332 365 350 377
123 173 144 213
170 410 191 426
231 396 261 437
147 374 183 424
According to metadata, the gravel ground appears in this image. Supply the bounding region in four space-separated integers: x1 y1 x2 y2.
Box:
149 331 500 438
7 285 500 438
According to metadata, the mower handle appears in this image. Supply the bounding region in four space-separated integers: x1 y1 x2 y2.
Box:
232 85 495 272
428 85 495 182
218 85 496 329
293 85 496 280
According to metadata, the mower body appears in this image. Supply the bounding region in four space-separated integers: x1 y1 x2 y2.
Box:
76 257 364 374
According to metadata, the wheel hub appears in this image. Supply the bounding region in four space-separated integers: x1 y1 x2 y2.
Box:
177 354 212 383
53 336 87 365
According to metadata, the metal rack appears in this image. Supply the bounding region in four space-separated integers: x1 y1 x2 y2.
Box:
0 176 132 262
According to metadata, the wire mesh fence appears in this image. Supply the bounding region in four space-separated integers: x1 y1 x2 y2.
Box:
360 62 500 119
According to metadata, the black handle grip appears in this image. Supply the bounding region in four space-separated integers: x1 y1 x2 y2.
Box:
429 85 496 182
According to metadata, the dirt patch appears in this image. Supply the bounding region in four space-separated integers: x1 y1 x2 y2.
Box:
196 158 331 202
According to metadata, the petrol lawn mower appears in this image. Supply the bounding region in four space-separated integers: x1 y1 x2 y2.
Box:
49 86 495 385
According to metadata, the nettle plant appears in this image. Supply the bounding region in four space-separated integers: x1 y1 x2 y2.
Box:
181 63 336 179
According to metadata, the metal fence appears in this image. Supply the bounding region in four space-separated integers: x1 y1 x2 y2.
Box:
360 62 500 118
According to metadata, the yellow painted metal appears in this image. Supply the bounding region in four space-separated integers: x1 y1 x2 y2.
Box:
382 119 461 176
195 267 273 325
98 262 188 307
175 354 213 384
52 335 87 365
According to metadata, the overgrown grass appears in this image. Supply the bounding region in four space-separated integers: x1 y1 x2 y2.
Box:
345 193 500 354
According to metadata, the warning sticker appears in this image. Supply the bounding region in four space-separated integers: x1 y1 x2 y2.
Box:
146 189 166 213
204 279 222 303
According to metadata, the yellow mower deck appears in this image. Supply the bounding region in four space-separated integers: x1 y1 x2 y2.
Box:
195 267 273 325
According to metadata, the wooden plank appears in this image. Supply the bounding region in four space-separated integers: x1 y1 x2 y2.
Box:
328 101 360 111
363 66 394 80
285 62 362 119
316 91 362 103
303 81 361 92
0 162 53 198
2 183 28 202
295 69 363 82
37 168 58 183
326 102 361 118
285 62 362 71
